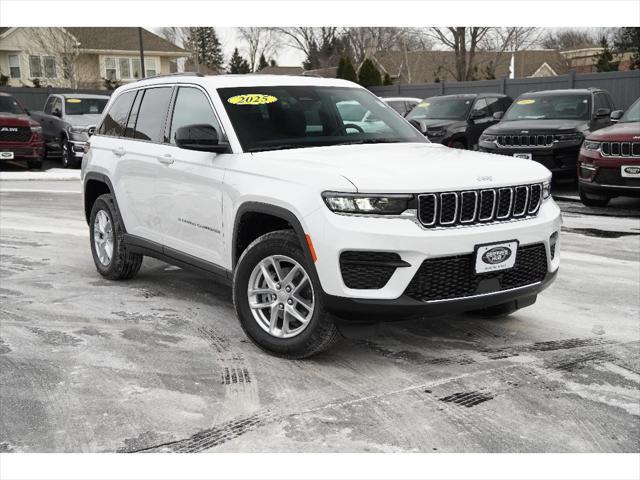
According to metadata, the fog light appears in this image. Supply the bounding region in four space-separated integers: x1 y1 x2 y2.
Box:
549 232 559 260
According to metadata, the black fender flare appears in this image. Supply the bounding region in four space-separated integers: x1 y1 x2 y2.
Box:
232 202 321 286
83 172 126 231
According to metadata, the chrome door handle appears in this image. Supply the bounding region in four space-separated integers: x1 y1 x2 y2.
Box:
158 154 174 165
112 147 125 157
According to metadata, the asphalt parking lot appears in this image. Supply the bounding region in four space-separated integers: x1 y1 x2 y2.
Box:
0 173 639 453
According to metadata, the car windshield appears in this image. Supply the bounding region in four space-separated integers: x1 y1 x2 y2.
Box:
65 98 109 115
503 94 591 121
620 98 640 123
0 96 25 115
218 86 427 152
406 97 473 121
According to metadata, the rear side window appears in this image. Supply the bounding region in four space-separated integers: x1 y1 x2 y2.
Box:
97 91 136 137
123 90 143 138
133 87 172 142
168 87 221 144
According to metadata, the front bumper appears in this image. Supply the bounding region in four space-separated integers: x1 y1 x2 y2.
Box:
0 143 44 160
304 200 561 316
479 141 580 177
69 140 87 158
578 150 640 198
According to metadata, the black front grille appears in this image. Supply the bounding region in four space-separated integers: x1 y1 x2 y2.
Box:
601 141 640 157
594 167 640 187
497 134 554 147
418 184 542 228
340 251 402 289
0 127 32 142
404 243 548 302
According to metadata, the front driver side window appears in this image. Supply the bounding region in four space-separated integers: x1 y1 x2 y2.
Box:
169 87 221 145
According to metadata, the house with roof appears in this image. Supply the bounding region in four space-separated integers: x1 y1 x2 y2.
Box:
0 27 187 89
369 49 569 84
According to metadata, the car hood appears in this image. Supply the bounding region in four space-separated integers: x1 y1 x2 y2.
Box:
0 113 38 127
65 114 102 127
250 142 550 193
487 119 587 133
587 121 640 141
412 118 462 130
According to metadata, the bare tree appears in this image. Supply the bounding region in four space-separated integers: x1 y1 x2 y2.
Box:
541 28 597 51
237 27 278 72
158 27 193 48
26 27 86 88
270 27 340 59
429 27 491 81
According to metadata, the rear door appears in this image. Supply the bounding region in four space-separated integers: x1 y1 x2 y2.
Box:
115 86 173 245
154 85 228 266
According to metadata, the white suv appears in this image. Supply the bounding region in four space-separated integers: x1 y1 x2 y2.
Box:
82 74 561 358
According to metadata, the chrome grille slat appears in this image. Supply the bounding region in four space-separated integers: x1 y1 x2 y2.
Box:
417 184 543 228
600 141 640 157
496 134 554 148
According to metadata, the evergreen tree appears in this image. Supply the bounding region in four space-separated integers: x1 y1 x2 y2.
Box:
303 41 320 70
357 59 382 87
336 57 346 79
595 36 619 72
270 58 277 67
228 48 251 74
382 73 393 86
613 27 640 70
341 57 358 83
257 53 269 72
187 27 224 72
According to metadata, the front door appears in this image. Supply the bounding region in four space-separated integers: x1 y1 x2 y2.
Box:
154 85 228 267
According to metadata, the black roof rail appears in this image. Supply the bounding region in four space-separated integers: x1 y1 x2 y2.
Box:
136 72 205 82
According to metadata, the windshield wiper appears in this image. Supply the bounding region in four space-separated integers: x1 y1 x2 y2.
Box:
246 144 308 152
334 138 405 146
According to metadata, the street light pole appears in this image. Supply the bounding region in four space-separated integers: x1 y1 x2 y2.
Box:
138 27 146 78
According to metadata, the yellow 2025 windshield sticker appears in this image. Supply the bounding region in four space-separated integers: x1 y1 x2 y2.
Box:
516 99 535 105
418 102 430 107
227 94 278 105
66 99 82 103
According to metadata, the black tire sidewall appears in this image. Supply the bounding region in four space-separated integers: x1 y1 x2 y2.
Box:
89 195 121 277
233 232 331 356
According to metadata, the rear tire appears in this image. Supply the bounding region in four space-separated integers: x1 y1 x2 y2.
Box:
579 187 610 207
233 230 339 359
89 193 142 280
450 140 466 149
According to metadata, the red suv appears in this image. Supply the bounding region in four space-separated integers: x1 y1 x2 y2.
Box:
578 97 640 206
0 93 45 169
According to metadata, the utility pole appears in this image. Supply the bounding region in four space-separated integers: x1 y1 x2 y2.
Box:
138 27 146 78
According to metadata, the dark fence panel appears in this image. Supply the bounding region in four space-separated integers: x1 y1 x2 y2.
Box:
371 70 640 110
0 86 111 111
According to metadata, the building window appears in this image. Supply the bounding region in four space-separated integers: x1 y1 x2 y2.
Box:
8 55 20 78
118 58 131 79
43 56 56 78
104 56 157 80
105 57 117 80
145 58 157 77
131 58 142 79
29 55 42 77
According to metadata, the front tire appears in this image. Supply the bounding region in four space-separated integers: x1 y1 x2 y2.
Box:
89 193 142 280
450 140 466 149
579 187 610 207
61 139 80 168
233 230 339 359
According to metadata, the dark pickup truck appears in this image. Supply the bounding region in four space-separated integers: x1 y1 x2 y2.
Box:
29 93 109 168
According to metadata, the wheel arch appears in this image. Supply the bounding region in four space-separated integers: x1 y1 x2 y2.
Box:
83 172 125 231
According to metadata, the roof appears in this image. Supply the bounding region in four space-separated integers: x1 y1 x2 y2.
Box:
303 66 338 78
116 74 361 94
423 93 510 99
0 27 10 37
64 27 186 54
257 66 305 75
521 88 601 96
381 97 423 102
371 49 569 84
58 93 111 99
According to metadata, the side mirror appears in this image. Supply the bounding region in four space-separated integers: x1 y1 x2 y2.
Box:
492 111 504 120
468 110 486 121
595 108 610 118
52 108 62 118
175 124 228 153
409 119 427 135
610 110 624 122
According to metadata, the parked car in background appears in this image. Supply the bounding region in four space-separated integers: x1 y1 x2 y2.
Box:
29 93 110 168
478 88 616 181
577 97 640 206
381 97 422 117
0 92 44 169
406 93 512 150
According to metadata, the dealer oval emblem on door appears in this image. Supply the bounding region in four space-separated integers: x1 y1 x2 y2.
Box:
482 246 512 264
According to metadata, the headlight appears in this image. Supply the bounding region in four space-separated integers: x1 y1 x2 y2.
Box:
542 180 552 201
322 192 413 215
582 140 601 151
69 126 89 134
30 126 42 134
480 134 497 142
554 132 582 142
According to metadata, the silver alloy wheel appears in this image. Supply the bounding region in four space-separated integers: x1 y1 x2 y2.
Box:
62 141 69 167
93 210 114 266
247 255 315 339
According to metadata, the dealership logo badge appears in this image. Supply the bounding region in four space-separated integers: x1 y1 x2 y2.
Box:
1 127 18 132
624 166 640 175
520 130 529 134
482 246 512 264
0 152 13 158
